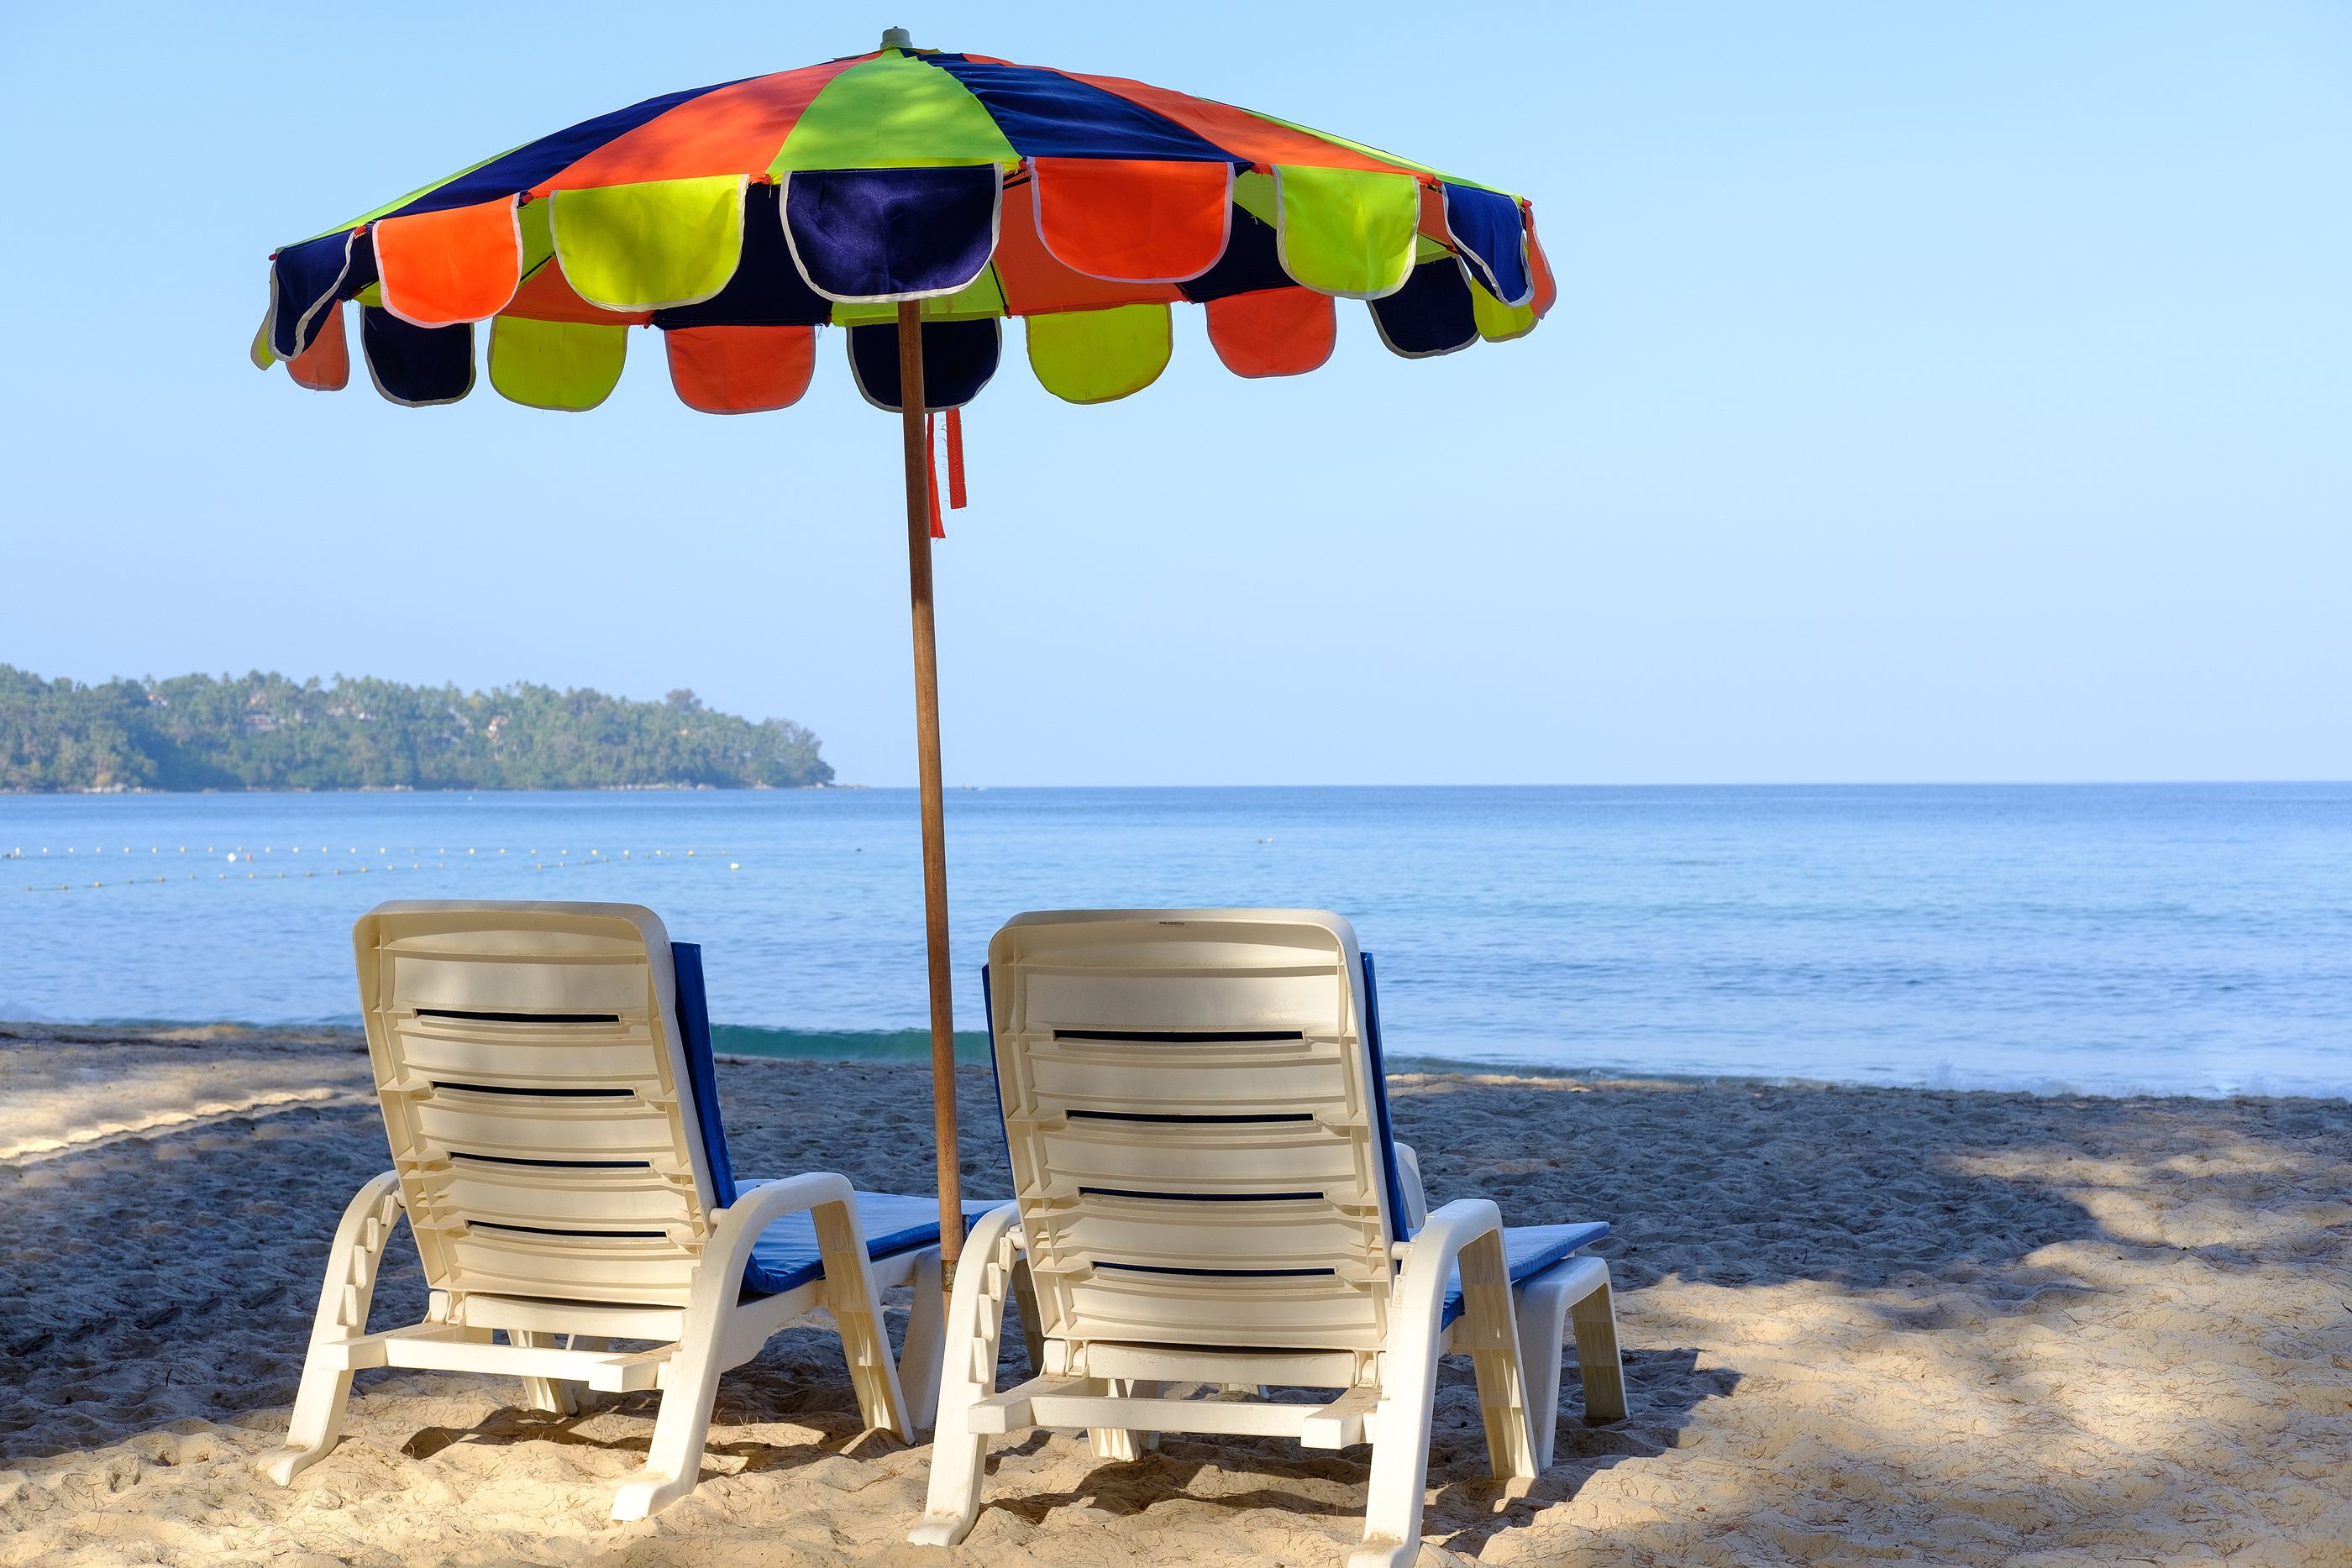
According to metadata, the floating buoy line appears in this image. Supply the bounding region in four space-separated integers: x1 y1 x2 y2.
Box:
8 843 742 894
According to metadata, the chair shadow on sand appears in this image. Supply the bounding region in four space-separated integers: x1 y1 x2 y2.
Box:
947 1346 1735 1541
396 1387 901 1484
359 1296 1730 1544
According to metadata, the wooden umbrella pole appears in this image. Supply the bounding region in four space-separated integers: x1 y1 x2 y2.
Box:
896 299 963 1294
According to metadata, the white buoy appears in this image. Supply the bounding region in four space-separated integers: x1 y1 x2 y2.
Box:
729 862 741 870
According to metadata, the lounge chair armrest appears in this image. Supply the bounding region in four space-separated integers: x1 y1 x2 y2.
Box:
702 1172 878 1312
1378 1196 1541 1499
1392 1197 1503 1304
693 1173 911 1446
707 1172 859 1252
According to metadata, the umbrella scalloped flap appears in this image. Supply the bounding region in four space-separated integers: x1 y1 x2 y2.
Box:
257 37 1555 412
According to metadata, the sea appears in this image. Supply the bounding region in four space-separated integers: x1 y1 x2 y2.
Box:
2 784 2345 1098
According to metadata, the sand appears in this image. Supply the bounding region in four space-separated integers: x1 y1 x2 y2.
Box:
3 1021 2348 1568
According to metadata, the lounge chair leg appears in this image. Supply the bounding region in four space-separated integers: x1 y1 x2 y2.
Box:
1512 1266 1572 1471
1087 1379 1159 1460
610 1330 719 1521
1353 1198 1528 1568
512 1330 578 1415
911 1205 1020 1547
1570 1266 1627 1424
1355 1260 1456 1568
259 1172 404 1487
901 1251 947 1432
1353 1339 1440 1568
609 1214 741 1522
1509 1256 1624 1466
1457 1231 1539 1485
813 1195 911 1442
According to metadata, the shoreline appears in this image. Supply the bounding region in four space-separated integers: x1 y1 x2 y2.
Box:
4 1022 2349 1565
3 1018 2344 1104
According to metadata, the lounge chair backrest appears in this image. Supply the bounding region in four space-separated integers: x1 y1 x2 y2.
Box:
984 909 1404 1356
351 900 722 1311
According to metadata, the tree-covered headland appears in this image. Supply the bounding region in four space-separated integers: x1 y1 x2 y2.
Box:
0 667 833 792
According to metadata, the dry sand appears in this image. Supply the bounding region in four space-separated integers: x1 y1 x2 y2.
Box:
3 1020 2348 1567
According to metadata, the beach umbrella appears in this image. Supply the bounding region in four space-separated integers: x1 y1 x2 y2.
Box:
253 29 1558 1291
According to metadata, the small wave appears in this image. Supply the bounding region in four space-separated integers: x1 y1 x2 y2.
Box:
711 1025 995 1062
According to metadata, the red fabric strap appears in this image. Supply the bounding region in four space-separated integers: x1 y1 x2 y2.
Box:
945 406 968 510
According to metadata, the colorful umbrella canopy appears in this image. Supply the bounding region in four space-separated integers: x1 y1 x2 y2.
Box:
252 31 1555 1292
253 34 1557 411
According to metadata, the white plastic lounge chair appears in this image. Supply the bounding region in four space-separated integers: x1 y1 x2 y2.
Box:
912 909 1626 1568
260 899 981 1519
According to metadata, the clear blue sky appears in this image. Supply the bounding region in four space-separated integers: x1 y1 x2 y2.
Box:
3 3 2345 785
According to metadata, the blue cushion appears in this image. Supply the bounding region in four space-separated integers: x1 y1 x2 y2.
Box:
1361 953 1412 1241
669 942 1009 1298
1440 1222 1610 1328
739 1188 1006 1298
670 942 738 1206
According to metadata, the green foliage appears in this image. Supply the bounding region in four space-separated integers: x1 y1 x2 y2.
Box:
0 667 833 792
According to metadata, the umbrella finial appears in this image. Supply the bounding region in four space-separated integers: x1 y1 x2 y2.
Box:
881 26 912 50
